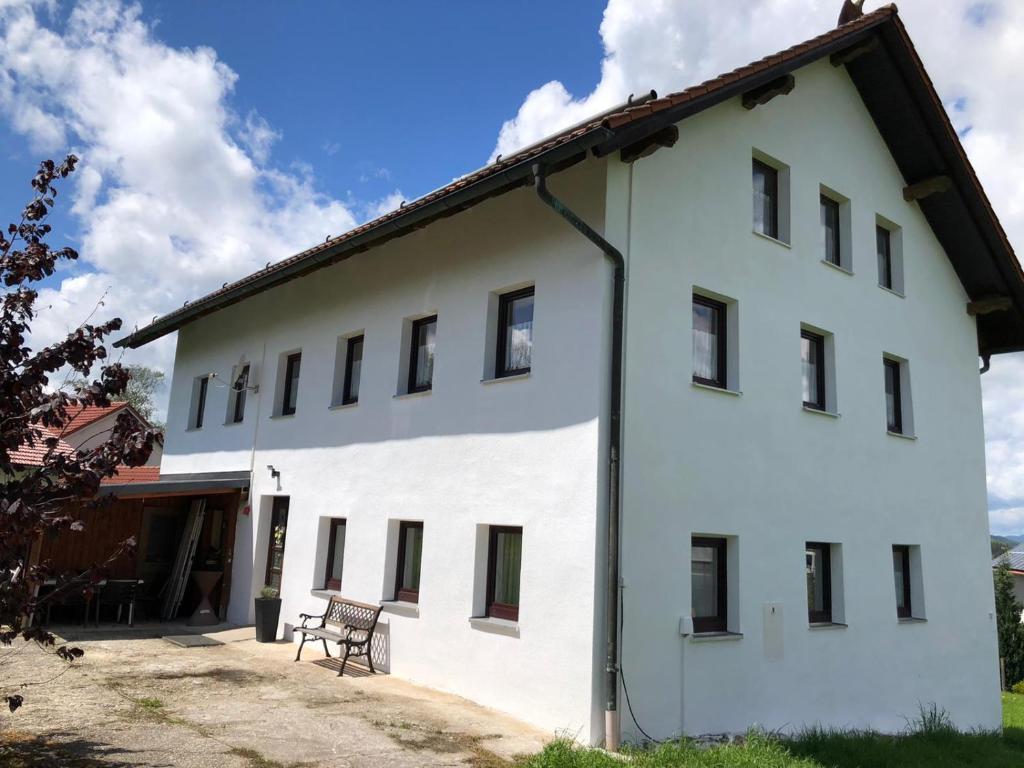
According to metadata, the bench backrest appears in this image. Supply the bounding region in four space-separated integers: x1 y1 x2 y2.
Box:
324 596 382 632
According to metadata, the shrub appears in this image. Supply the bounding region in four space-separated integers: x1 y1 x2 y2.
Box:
259 585 279 600
1012 681 1024 696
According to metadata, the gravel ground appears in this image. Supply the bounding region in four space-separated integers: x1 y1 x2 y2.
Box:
0 625 548 767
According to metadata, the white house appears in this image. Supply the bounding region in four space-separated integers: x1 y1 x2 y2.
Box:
994 550 1024 620
116 7 1024 746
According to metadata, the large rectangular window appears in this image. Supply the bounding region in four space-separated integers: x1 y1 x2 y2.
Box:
486 526 522 621
877 226 893 289
691 536 727 633
394 521 424 603
324 518 346 591
408 316 437 393
193 375 209 430
281 352 301 416
342 336 363 405
892 544 911 619
820 195 841 266
230 364 249 424
752 159 778 239
496 287 534 377
801 331 825 410
884 358 902 433
806 542 832 624
692 295 726 388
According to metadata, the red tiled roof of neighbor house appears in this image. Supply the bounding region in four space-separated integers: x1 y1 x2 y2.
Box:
116 4 1024 355
62 402 130 435
100 465 161 485
7 429 75 467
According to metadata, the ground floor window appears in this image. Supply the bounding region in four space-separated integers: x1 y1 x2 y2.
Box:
487 526 522 621
395 521 423 603
264 497 289 591
324 518 346 591
805 542 832 623
893 544 912 618
691 536 727 633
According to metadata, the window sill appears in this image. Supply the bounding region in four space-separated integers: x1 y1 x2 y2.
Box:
380 600 420 618
689 631 743 643
887 430 917 441
809 621 848 630
328 402 358 411
802 405 840 419
222 420 245 427
878 285 905 298
310 589 342 600
752 230 791 249
481 372 531 385
898 616 927 624
821 259 854 276
691 381 742 397
394 390 432 400
468 616 519 638
270 413 296 420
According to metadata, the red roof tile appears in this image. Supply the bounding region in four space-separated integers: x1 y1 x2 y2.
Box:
8 428 75 467
61 402 132 434
101 466 161 485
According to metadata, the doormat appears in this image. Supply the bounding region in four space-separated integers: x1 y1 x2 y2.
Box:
162 634 224 648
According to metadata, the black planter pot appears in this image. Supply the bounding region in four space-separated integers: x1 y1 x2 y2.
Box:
254 597 281 643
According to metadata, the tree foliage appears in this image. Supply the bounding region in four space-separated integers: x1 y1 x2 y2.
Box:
72 363 165 425
994 560 1024 688
1 157 159 712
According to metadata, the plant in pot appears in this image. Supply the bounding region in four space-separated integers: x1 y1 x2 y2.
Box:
254 585 281 643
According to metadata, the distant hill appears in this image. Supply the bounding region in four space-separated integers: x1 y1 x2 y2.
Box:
992 534 1024 559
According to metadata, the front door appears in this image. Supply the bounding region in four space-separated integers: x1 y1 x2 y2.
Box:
264 497 289 591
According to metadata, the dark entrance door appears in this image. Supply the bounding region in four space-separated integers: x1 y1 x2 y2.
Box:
264 497 289 591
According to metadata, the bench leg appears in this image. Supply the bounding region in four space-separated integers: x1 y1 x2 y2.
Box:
366 643 375 674
338 644 350 677
321 639 331 658
295 634 308 662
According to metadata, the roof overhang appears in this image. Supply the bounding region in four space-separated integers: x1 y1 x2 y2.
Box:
116 6 1024 356
98 470 250 499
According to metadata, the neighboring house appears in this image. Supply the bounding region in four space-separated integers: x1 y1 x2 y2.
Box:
114 8 1022 744
994 550 1024 621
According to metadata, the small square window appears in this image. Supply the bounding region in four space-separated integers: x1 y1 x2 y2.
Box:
496 288 534 378
281 352 301 416
395 521 424 603
752 159 778 239
487 526 522 621
324 518 346 591
408 316 437 393
229 364 249 424
892 544 912 619
192 375 209 430
693 295 727 388
820 196 841 267
801 331 826 410
342 335 363 405
806 542 832 624
691 536 727 633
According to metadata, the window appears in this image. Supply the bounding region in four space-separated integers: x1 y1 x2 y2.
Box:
884 358 902 433
408 316 437 393
265 497 289 592
342 336 363 405
281 352 301 416
806 543 832 623
324 519 347 591
394 521 424 603
801 331 826 410
693 295 726 388
752 159 778 238
230 364 249 424
892 544 912 619
486 526 522 621
691 537 727 633
877 225 893 289
820 195 841 266
496 287 534 377
193 375 209 429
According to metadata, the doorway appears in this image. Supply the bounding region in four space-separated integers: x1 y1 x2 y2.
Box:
264 497 289 591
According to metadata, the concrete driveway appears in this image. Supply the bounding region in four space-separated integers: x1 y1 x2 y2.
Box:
0 625 549 767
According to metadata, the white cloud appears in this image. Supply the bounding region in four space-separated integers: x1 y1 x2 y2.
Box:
0 0 364 416
494 0 1024 533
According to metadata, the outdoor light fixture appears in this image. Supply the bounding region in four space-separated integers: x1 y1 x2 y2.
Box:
266 465 280 480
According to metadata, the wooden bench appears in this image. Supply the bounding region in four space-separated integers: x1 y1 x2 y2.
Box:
295 596 383 676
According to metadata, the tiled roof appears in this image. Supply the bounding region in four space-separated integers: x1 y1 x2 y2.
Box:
994 549 1024 573
62 402 130 435
101 465 161 485
8 429 75 467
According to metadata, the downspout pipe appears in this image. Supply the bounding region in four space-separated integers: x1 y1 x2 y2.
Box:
533 163 625 751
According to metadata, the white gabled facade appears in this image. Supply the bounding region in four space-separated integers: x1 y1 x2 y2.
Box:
151 14 1010 747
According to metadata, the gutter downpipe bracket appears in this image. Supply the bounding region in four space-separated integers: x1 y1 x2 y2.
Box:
532 163 625 751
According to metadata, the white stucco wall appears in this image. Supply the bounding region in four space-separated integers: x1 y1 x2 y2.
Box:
67 409 163 466
617 58 1000 739
161 161 612 741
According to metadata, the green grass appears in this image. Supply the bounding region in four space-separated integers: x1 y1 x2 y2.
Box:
516 695 1024 768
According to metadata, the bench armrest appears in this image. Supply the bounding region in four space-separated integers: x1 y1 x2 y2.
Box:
298 612 325 628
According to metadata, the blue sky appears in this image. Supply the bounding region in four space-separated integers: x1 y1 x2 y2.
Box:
2 1 1024 533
